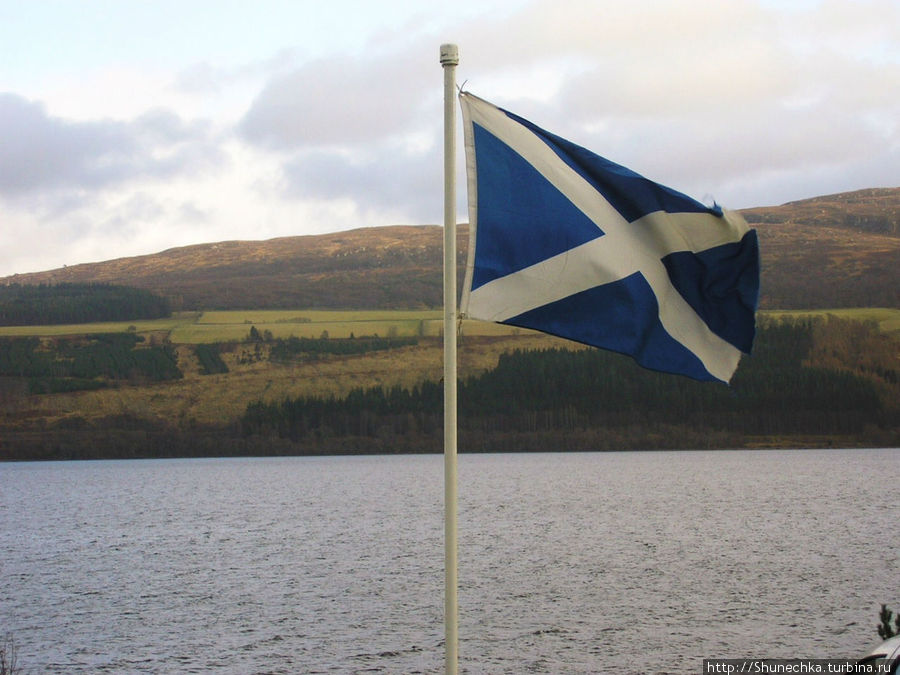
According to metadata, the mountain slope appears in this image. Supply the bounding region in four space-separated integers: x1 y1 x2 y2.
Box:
4 188 899 310
742 188 899 308
741 187 900 236
5 226 467 310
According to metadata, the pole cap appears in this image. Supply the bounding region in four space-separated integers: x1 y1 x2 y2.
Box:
440 44 459 66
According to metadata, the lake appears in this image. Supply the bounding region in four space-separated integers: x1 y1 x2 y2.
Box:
1 449 898 674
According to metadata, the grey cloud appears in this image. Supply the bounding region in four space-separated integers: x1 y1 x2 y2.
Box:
173 50 298 94
178 201 212 224
239 49 433 149
0 93 221 198
96 193 166 238
282 140 443 224
173 62 224 94
238 40 452 224
134 108 206 143
0 94 136 195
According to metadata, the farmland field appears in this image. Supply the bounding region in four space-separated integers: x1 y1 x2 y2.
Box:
173 311 530 342
0 314 200 337
0 308 560 426
0 309 532 343
176 310 443 342
2 308 898 342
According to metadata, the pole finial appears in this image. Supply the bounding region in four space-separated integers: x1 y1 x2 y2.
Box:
440 43 459 66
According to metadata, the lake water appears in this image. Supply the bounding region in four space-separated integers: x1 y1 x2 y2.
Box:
1 449 898 674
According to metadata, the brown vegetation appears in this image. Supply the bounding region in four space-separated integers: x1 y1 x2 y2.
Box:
742 187 900 236
743 188 900 309
0 333 562 432
4 188 898 311
2 226 467 310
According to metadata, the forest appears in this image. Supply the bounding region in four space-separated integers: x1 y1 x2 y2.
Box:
0 283 171 326
194 343 229 375
239 317 898 454
0 333 182 393
267 334 419 361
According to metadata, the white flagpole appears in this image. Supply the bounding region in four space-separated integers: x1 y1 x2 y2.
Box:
439 42 459 675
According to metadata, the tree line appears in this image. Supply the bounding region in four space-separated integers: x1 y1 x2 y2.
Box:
194 343 229 375
240 318 897 452
267 334 419 361
0 333 182 393
0 283 171 326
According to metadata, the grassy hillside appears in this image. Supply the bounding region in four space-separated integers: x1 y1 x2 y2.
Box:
0 309 532 342
3 308 899 342
4 188 899 311
1 312 897 459
0 310 553 429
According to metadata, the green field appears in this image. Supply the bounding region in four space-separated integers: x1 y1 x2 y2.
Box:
2 308 898 343
0 309 532 343
0 314 200 337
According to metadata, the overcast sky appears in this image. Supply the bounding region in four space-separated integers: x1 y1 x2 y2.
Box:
1 0 898 276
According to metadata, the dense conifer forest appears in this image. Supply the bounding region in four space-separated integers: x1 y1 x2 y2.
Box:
193 343 230 375
0 283 170 326
267 335 419 361
0 333 181 393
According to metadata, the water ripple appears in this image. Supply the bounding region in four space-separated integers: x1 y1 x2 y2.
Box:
1 449 898 673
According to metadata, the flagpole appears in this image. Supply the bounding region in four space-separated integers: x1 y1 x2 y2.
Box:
439 42 459 675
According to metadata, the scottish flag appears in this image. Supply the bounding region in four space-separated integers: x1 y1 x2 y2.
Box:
459 93 760 383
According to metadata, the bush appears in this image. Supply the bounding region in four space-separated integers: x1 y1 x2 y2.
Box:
878 604 900 640
0 633 20 675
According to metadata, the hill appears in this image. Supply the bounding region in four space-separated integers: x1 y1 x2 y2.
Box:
3 187 899 310
742 188 899 308
2 226 464 311
741 187 900 236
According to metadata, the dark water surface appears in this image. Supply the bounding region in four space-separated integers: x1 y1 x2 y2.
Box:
2 449 898 674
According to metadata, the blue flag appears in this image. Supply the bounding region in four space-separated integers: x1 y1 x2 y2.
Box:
459 92 760 383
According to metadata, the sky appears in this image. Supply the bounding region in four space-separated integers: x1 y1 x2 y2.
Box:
1 0 898 277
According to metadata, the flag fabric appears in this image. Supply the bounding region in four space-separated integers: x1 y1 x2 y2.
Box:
458 92 760 383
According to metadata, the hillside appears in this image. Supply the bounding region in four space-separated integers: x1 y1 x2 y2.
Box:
3 187 899 310
2 226 466 311
741 187 900 236
742 188 900 308
2 314 897 460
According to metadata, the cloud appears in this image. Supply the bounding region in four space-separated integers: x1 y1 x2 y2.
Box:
234 0 898 220
0 94 134 196
239 46 435 149
449 0 900 207
282 137 442 225
172 49 299 96
0 93 222 198
4 0 897 278
237 40 447 223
